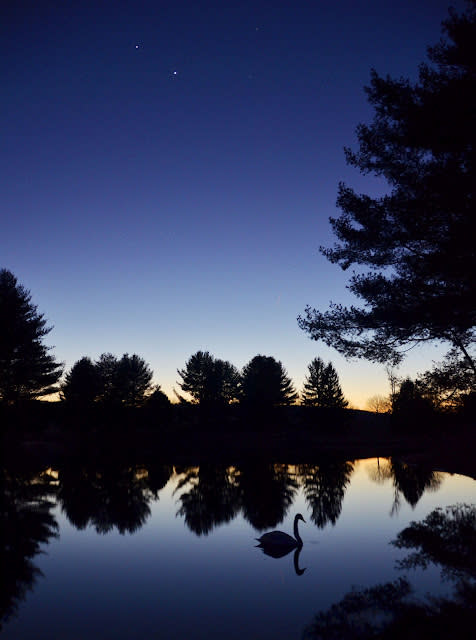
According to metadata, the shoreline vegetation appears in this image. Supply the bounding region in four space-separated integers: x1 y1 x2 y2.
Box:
3 405 475 480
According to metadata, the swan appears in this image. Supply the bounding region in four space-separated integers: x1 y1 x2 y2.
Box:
256 513 305 550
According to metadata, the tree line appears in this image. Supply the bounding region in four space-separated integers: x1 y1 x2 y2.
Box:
0 269 347 411
1 266 472 424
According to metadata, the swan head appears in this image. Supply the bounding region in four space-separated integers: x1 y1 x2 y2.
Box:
295 513 306 523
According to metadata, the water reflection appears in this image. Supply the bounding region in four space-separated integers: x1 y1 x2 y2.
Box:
175 464 241 536
256 545 306 576
57 462 173 534
58 464 150 534
303 503 476 639
256 513 307 576
2 457 468 636
238 462 298 531
367 457 443 515
298 462 354 528
175 463 300 536
0 468 58 631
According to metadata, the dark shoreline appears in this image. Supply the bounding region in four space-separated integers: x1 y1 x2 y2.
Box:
5 413 475 480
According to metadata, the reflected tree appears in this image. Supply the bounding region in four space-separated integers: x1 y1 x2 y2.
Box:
175 465 241 536
393 503 476 581
366 458 393 484
0 468 58 630
298 462 354 528
366 457 443 514
238 463 298 531
57 466 101 530
58 463 152 534
388 459 442 515
144 463 173 499
303 503 476 639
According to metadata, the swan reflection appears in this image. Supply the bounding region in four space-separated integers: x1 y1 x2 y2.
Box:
255 514 307 576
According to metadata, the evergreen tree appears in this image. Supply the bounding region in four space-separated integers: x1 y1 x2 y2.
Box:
0 269 63 404
95 353 119 403
177 350 240 407
93 352 153 407
145 386 171 411
301 357 348 408
241 355 297 408
64 352 154 408
61 357 102 407
298 4 476 378
114 353 154 407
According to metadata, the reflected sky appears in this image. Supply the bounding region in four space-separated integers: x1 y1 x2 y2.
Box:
2 459 475 640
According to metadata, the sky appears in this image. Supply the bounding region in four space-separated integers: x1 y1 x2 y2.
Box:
2 0 464 407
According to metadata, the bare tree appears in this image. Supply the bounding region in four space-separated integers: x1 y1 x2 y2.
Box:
366 395 391 414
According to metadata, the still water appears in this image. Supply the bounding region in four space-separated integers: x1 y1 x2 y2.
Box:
2 458 475 639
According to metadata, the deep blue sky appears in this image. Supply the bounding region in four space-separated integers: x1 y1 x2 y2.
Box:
2 1 462 406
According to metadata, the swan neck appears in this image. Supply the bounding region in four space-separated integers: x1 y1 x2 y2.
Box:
294 516 303 545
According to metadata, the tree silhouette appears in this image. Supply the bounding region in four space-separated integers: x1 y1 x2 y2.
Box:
416 347 476 411
144 386 172 424
86 352 154 407
392 378 434 429
301 357 348 408
95 352 119 403
61 356 102 407
0 269 63 404
298 4 476 378
241 355 297 409
114 353 154 407
177 350 240 407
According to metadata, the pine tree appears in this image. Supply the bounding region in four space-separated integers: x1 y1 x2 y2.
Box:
62 353 154 408
61 357 102 406
241 355 297 408
0 269 63 404
114 353 154 407
301 357 348 408
177 351 241 407
299 4 476 376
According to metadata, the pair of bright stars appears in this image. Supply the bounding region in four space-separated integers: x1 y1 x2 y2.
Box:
135 44 177 75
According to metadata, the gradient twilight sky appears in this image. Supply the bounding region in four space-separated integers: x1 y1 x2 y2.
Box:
2 0 463 407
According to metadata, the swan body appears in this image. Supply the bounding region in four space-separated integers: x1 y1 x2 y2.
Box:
256 513 305 550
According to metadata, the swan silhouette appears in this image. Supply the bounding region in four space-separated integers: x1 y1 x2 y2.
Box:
256 513 305 552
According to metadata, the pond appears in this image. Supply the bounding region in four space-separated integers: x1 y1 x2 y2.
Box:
2 458 475 639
